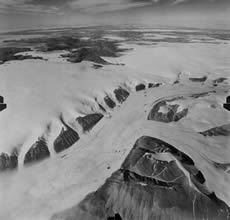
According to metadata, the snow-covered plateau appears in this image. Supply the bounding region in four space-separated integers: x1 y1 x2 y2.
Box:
0 27 230 220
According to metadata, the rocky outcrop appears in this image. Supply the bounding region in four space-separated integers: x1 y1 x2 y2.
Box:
61 48 109 64
135 84 145 91
148 99 188 123
54 124 80 153
189 76 207 82
93 64 103 69
76 113 104 132
0 148 18 172
0 47 31 63
0 47 43 64
107 214 122 220
0 95 7 111
199 124 230 137
213 77 227 84
114 87 129 104
24 137 50 164
148 83 161 88
51 136 230 220
104 96 116 109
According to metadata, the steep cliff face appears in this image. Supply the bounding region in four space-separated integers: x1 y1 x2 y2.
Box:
0 148 18 172
53 125 80 153
114 87 129 104
104 96 116 109
76 113 104 132
51 136 230 220
135 83 145 91
24 137 50 164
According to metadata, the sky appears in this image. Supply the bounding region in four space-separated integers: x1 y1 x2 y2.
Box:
0 0 230 32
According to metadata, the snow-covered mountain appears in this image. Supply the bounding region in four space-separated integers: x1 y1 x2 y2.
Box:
0 26 229 220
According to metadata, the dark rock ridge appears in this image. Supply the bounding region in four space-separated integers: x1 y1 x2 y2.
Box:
76 113 104 132
148 98 188 123
12 54 44 61
93 64 103 69
51 136 230 220
0 148 18 172
199 124 230 137
212 162 230 173
24 137 50 164
189 76 207 82
148 83 161 88
135 83 145 91
61 48 109 65
54 118 80 153
190 92 210 99
114 87 129 104
104 96 116 109
213 77 228 84
107 213 122 220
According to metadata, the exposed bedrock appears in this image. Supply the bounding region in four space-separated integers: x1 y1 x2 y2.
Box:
189 76 207 82
148 99 188 123
104 96 116 109
135 83 145 91
148 83 161 88
24 137 50 165
54 119 80 153
0 47 44 64
0 148 18 172
61 47 109 64
76 113 104 132
107 213 122 220
114 87 129 104
51 136 230 220
212 77 228 84
0 47 31 63
200 124 230 137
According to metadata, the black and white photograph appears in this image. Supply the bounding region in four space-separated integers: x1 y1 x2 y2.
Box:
0 0 230 219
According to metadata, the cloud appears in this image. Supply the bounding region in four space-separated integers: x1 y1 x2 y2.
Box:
0 0 229 16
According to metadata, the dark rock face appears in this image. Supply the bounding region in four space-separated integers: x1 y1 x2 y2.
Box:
148 99 188 123
0 47 31 63
190 92 209 98
189 76 207 82
12 54 43 61
51 136 230 220
54 125 80 153
24 137 50 164
76 113 104 132
114 87 129 104
93 64 103 69
104 96 116 109
213 77 227 84
199 124 230 137
41 36 80 52
135 84 145 91
61 48 108 64
107 213 122 220
0 148 18 172
148 83 161 88
0 95 7 111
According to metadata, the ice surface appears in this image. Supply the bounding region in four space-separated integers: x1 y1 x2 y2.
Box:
0 27 229 220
